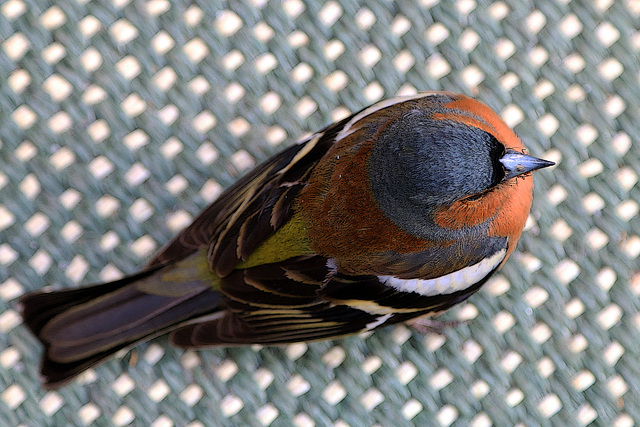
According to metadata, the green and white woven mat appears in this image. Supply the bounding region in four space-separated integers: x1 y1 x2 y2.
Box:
1 0 639 425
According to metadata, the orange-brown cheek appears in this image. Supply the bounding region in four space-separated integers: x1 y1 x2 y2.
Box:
491 176 534 265
433 192 503 229
490 177 533 238
433 175 534 269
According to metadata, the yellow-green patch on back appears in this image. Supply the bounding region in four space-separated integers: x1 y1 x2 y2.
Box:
236 215 314 269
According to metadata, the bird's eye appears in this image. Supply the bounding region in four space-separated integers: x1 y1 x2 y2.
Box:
459 139 506 203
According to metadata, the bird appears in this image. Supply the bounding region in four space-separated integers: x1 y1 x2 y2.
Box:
19 91 554 388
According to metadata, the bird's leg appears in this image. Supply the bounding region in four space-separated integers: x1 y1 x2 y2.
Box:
406 317 466 335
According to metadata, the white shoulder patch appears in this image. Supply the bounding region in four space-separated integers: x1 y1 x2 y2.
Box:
379 248 507 297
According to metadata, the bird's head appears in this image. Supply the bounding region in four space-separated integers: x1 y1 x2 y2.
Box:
367 92 554 241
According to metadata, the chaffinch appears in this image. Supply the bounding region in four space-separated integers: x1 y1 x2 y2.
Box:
20 91 554 388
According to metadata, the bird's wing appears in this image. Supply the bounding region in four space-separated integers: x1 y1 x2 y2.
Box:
148 96 505 346
145 116 352 272
169 253 497 347
169 255 377 346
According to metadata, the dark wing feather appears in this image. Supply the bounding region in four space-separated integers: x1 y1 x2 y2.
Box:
170 256 381 347
144 141 309 269
145 114 353 272
169 254 500 347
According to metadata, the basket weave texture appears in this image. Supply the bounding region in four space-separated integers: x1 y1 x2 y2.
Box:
1 1 639 425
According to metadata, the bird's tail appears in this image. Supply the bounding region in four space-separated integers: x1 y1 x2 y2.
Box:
19 266 222 388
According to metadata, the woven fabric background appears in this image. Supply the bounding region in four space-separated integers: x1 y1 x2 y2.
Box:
1 0 639 425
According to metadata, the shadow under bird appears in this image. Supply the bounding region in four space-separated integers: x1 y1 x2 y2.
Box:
19 91 554 388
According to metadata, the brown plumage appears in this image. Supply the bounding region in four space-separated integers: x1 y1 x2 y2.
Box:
19 91 553 388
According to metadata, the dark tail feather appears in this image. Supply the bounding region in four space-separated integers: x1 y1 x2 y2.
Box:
19 269 222 389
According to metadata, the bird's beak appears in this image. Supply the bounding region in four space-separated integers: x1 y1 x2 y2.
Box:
500 150 555 180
